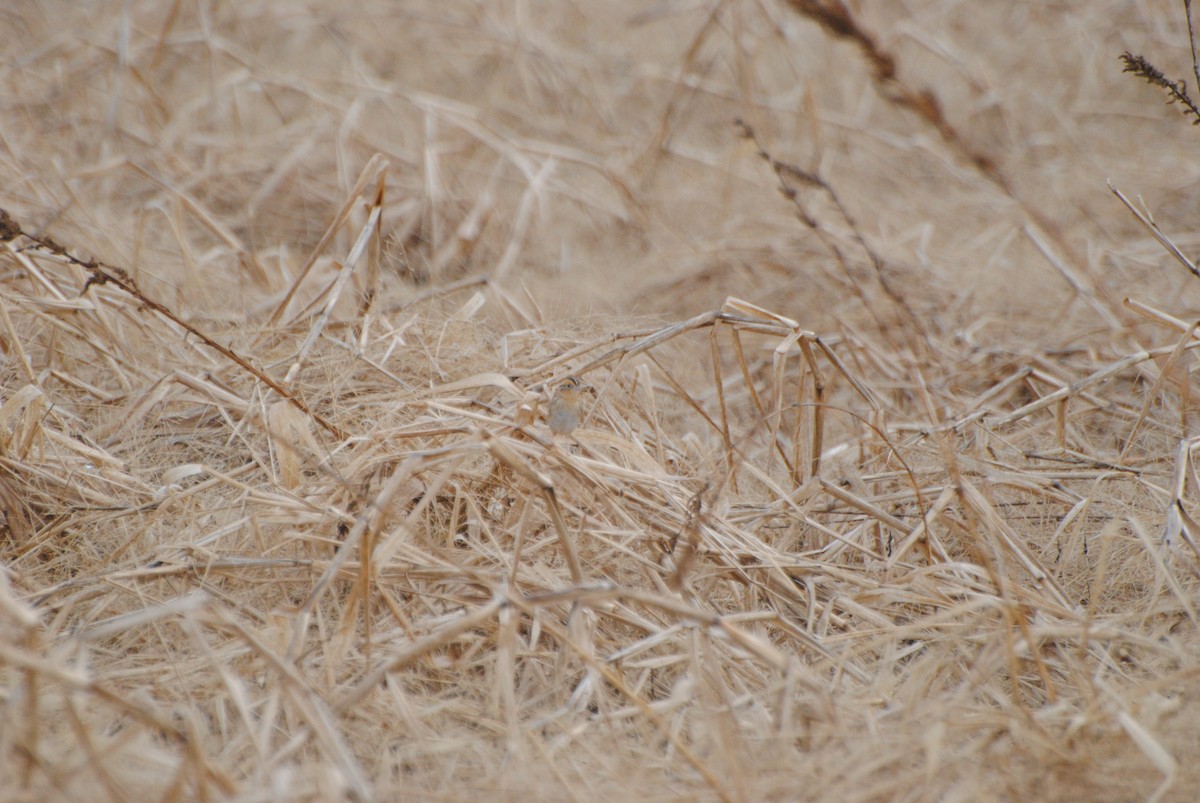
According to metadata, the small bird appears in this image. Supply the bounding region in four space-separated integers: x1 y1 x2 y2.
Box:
547 376 588 436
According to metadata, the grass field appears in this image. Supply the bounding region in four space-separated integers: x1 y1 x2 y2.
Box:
3 1 1200 800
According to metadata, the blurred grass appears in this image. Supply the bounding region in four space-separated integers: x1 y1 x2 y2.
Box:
2 1 1200 800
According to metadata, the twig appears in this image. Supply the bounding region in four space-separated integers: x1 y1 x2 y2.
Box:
0 208 347 440
1120 51 1200 125
735 118 926 340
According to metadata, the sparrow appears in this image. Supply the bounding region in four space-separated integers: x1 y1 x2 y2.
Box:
547 376 588 435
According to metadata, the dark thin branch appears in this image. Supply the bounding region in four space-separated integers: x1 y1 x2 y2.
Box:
1120 50 1200 125
733 119 927 340
0 208 347 441
1188 0 1200 95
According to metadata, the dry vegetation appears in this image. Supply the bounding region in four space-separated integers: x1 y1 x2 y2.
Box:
5 1 1200 800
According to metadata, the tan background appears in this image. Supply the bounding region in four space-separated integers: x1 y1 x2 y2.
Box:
3 1 1200 800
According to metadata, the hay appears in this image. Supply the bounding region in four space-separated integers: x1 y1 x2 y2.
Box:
3 1 1200 800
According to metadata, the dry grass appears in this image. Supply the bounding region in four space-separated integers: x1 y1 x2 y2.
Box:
4 1 1200 800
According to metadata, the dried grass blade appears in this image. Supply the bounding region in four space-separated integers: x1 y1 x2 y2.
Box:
888 485 955 567
289 177 387 373
271 154 389 325
994 345 1186 427
1116 710 1176 802
1109 180 1200 278
336 597 504 713
958 480 1072 609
